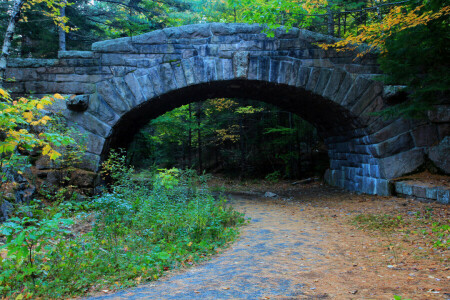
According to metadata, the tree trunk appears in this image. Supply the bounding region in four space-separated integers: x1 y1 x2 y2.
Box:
0 0 26 86
188 103 192 168
327 8 334 36
196 102 202 173
59 2 67 51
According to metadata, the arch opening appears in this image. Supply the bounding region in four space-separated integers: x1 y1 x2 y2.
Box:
98 79 388 195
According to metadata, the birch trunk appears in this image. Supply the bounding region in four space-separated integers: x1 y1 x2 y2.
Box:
59 3 66 51
0 0 26 86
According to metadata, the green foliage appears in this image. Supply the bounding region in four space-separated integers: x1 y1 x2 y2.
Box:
393 296 412 300
128 99 324 179
0 89 77 184
0 214 73 296
353 214 404 233
377 0 449 119
265 170 281 183
0 151 245 298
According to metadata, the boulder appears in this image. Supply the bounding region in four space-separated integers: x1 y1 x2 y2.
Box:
429 136 450 174
264 192 278 198
66 94 89 112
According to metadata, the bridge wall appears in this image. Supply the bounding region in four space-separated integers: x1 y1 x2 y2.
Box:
4 23 449 195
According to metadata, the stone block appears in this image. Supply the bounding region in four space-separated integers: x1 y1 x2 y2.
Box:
233 51 250 78
332 73 354 104
378 149 424 179
124 72 145 105
269 59 281 83
322 68 346 99
87 94 120 127
76 152 101 172
132 30 167 44
171 62 188 89
394 181 404 194
247 57 258 81
147 67 165 95
164 24 211 39
340 75 372 108
181 59 196 86
189 57 205 83
204 58 218 82
96 80 130 115
58 51 94 59
305 68 320 91
374 179 391 196
62 110 113 138
211 23 262 35
412 184 427 199
436 188 450 204
370 119 411 143
159 63 178 92
437 123 450 140
428 105 450 123
402 182 414 196
222 59 233 80
370 132 414 158
70 169 99 188
92 37 134 53
351 81 383 116
113 77 138 108
7 58 58 68
411 124 439 148
136 74 156 101
425 187 438 200
428 136 450 174
258 57 270 82
313 68 332 95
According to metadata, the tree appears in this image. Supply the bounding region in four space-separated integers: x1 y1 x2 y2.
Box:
0 0 69 84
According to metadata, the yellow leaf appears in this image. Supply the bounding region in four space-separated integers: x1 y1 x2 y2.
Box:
36 103 44 109
23 111 33 123
42 144 52 156
49 150 61 160
0 88 9 98
53 93 64 100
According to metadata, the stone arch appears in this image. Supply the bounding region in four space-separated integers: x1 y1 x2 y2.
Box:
6 23 438 195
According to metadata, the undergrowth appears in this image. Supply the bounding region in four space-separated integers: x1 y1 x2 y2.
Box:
0 151 245 299
352 208 449 251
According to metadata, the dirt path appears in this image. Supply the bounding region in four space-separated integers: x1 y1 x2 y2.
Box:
87 186 449 300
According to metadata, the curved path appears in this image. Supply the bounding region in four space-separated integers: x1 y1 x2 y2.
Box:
87 194 329 300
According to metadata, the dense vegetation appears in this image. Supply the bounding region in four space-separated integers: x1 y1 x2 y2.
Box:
128 99 326 180
1 152 244 298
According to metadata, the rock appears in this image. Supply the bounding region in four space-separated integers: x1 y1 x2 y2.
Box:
35 155 53 170
0 200 13 222
378 149 425 179
15 185 36 204
70 169 98 188
66 94 90 112
264 192 278 198
428 136 450 174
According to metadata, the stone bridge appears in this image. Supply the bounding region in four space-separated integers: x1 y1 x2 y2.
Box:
5 23 449 195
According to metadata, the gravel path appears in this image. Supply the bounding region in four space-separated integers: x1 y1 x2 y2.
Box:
87 194 329 300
